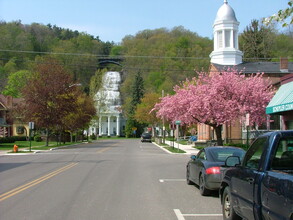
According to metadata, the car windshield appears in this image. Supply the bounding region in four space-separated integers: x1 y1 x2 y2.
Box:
142 133 151 137
210 148 245 162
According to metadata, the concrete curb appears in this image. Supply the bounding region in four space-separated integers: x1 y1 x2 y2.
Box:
152 141 199 155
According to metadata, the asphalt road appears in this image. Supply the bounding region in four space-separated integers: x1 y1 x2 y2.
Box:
0 139 223 220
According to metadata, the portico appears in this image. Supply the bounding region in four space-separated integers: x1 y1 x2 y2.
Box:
98 113 123 136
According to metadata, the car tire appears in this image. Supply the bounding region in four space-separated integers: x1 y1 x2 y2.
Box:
199 174 210 196
186 166 194 185
222 187 241 220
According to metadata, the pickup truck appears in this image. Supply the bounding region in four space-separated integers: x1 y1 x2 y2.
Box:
220 130 293 220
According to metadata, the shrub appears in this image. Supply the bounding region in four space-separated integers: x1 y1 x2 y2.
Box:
34 135 42 142
90 134 97 140
0 136 27 143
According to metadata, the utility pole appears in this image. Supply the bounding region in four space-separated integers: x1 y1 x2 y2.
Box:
162 90 165 144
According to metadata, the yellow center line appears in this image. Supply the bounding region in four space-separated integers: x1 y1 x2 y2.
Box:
96 147 111 153
95 143 119 154
0 162 78 202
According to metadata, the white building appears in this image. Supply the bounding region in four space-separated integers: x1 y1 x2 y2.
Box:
209 0 243 65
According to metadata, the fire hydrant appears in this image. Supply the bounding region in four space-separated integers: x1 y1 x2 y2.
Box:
13 145 18 153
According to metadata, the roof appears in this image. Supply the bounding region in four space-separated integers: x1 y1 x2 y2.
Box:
0 95 23 109
215 1 238 23
212 62 293 74
266 81 293 114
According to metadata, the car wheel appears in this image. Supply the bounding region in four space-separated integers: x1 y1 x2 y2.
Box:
186 166 194 185
199 174 210 196
222 187 241 220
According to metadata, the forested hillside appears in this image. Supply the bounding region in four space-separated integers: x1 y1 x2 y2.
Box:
0 21 114 94
118 26 213 101
0 20 292 101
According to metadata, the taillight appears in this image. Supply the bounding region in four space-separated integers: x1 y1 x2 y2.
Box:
206 167 221 174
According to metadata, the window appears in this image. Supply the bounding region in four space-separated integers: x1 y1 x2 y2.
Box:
270 115 280 130
218 31 223 48
198 151 206 160
271 137 293 170
243 137 268 169
225 30 231 47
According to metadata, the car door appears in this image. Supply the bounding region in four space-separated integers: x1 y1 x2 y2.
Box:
262 136 293 220
230 137 268 220
193 150 206 184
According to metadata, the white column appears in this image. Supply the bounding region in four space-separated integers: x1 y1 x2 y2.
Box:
117 115 120 136
214 31 218 50
223 30 226 48
234 30 239 49
108 116 111 136
99 117 102 136
229 29 232 48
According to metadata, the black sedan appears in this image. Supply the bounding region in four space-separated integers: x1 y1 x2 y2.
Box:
186 146 245 196
141 133 152 142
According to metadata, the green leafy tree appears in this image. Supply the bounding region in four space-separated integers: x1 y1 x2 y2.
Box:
0 66 8 93
124 72 145 137
21 57 85 146
271 33 293 58
134 93 161 136
64 92 96 142
239 20 274 60
89 68 108 97
263 0 293 27
3 70 33 97
120 26 212 100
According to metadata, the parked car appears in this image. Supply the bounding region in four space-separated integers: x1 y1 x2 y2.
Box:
186 146 245 196
141 133 152 142
220 130 293 220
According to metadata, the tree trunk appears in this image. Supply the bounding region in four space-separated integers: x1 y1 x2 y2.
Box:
214 125 223 146
46 128 49 147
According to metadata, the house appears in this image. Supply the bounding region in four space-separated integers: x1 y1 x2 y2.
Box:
196 0 292 144
0 95 28 137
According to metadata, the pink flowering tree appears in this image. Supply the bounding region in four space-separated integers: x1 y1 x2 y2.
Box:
154 69 274 146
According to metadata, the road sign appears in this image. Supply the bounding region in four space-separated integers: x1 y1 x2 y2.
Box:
29 122 34 130
175 120 181 125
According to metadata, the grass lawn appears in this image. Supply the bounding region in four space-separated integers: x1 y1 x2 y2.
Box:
164 146 186 154
0 141 81 152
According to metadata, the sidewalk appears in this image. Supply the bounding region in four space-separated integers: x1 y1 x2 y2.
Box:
154 140 199 155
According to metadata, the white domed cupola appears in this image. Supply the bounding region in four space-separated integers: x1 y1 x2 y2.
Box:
210 0 243 65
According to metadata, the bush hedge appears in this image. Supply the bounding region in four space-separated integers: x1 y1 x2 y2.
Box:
0 136 27 143
34 135 42 142
90 134 97 140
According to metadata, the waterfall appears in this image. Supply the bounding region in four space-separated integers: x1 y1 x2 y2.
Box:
90 71 125 137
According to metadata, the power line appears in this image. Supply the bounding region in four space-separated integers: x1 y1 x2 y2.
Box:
0 49 210 60
0 48 287 61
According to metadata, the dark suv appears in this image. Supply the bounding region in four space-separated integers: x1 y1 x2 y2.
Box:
141 133 152 143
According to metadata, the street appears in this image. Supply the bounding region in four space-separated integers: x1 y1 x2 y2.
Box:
0 139 223 220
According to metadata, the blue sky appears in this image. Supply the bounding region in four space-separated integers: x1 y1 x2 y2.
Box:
0 0 289 43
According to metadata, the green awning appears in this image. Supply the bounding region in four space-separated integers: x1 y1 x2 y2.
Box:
266 81 293 114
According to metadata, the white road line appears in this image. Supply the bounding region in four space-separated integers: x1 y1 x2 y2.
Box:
183 214 223 217
174 209 185 220
174 209 222 219
159 179 186 183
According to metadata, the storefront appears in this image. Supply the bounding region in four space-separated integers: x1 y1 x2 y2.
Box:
266 80 293 130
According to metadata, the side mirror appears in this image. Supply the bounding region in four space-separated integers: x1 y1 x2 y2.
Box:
225 156 241 167
191 155 197 160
